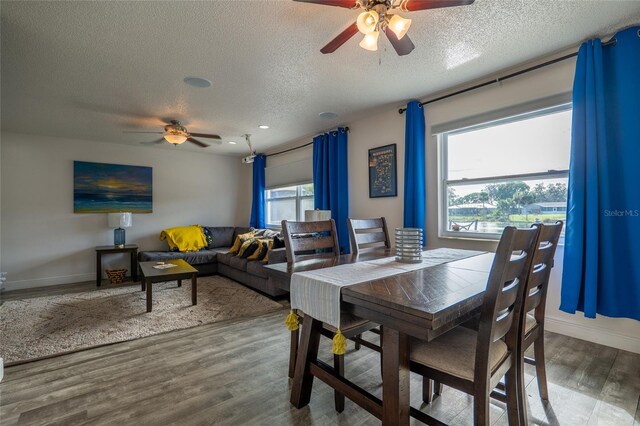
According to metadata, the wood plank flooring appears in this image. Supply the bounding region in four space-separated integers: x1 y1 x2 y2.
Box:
1 285 639 425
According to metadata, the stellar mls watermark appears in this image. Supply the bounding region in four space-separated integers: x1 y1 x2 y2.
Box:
603 209 640 217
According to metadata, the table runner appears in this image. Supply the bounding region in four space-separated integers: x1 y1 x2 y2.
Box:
290 248 485 329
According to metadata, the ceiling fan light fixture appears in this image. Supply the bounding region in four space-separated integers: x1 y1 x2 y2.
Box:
163 133 188 145
359 30 379 51
388 14 412 40
356 10 379 34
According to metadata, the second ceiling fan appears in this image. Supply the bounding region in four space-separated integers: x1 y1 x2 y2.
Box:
124 120 222 148
296 0 475 56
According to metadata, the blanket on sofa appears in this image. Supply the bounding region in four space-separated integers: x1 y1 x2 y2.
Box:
160 225 208 252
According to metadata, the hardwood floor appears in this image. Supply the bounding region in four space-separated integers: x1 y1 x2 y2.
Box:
1 286 639 425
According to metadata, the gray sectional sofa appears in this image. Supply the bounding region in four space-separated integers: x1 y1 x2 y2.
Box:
138 226 288 298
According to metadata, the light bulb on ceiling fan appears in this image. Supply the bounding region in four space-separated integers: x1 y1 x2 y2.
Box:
356 10 379 34
388 14 412 40
359 30 379 51
163 133 188 145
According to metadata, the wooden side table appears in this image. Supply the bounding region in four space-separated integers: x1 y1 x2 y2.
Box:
95 244 138 286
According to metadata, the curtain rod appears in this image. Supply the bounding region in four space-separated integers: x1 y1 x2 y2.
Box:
398 37 617 114
265 126 350 157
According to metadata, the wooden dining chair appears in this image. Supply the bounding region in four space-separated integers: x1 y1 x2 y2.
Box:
511 221 563 424
347 217 391 255
425 222 565 419
410 226 539 425
281 219 381 413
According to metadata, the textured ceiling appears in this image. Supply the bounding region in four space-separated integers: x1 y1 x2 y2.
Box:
2 1 639 156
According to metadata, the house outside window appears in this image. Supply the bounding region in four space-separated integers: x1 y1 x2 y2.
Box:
439 104 571 239
266 183 314 227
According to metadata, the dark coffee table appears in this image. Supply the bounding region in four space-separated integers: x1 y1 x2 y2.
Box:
138 259 198 313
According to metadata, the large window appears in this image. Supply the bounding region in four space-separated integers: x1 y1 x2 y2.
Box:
440 105 571 239
266 183 314 227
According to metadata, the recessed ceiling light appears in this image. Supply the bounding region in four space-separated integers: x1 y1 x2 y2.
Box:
228 141 237 145
319 112 338 119
183 77 212 88
259 125 269 129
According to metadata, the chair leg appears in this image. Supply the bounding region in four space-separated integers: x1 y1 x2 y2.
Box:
334 353 345 413
474 387 491 426
505 365 521 426
422 378 433 404
289 328 299 379
434 381 443 396
379 325 384 378
534 334 549 401
517 348 528 426
355 333 362 350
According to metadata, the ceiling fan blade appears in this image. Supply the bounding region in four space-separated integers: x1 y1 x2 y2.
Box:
123 131 163 134
385 28 415 56
189 132 222 140
187 137 210 148
140 138 165 145
321 23 359 54
293 0 358 8
400 0 474 11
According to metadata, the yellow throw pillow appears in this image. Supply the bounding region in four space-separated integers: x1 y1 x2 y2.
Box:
260 239 275 263
237 238 255 257
247 239 271 261
160 225 207 252
229 231 255 254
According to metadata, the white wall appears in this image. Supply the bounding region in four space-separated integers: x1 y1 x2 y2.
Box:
342 58 640 353
0 132 251 291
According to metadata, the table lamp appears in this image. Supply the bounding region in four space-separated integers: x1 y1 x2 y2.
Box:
107 212 132 248
304 209 331 222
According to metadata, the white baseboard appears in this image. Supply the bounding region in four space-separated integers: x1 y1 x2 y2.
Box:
545 315 640 354
3 273 95 292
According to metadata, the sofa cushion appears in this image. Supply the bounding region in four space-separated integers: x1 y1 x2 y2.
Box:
139 251 186 262
206 226 235 248
230 256 248 271
139 250 219 265
217 252 234 266
246 260 269 279
181 250 220 265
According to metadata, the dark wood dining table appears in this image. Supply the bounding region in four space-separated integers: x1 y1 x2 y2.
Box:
265 249 495 425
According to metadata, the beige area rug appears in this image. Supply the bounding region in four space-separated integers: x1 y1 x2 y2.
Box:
0 276 285 364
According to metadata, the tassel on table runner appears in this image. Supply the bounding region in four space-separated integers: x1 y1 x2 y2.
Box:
332 329 347 355
285 310 299 331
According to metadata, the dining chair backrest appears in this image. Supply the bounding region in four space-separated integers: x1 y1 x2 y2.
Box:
523 221 564 319
475 226 540 380
281 219 340 264
347 217 391 255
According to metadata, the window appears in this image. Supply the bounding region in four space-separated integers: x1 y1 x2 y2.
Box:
439 105 571 239
266 183 314 227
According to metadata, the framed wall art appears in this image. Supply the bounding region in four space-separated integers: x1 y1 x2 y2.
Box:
368 143 397 198
74 161 153 213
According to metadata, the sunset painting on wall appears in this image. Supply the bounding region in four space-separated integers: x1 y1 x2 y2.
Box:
74 161 152 213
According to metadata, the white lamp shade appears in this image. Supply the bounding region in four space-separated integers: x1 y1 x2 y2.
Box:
305 210 332 222
356 10 379 35
163 133 188 144
388 14 412 40
359 31 379 51
108 212 133 228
